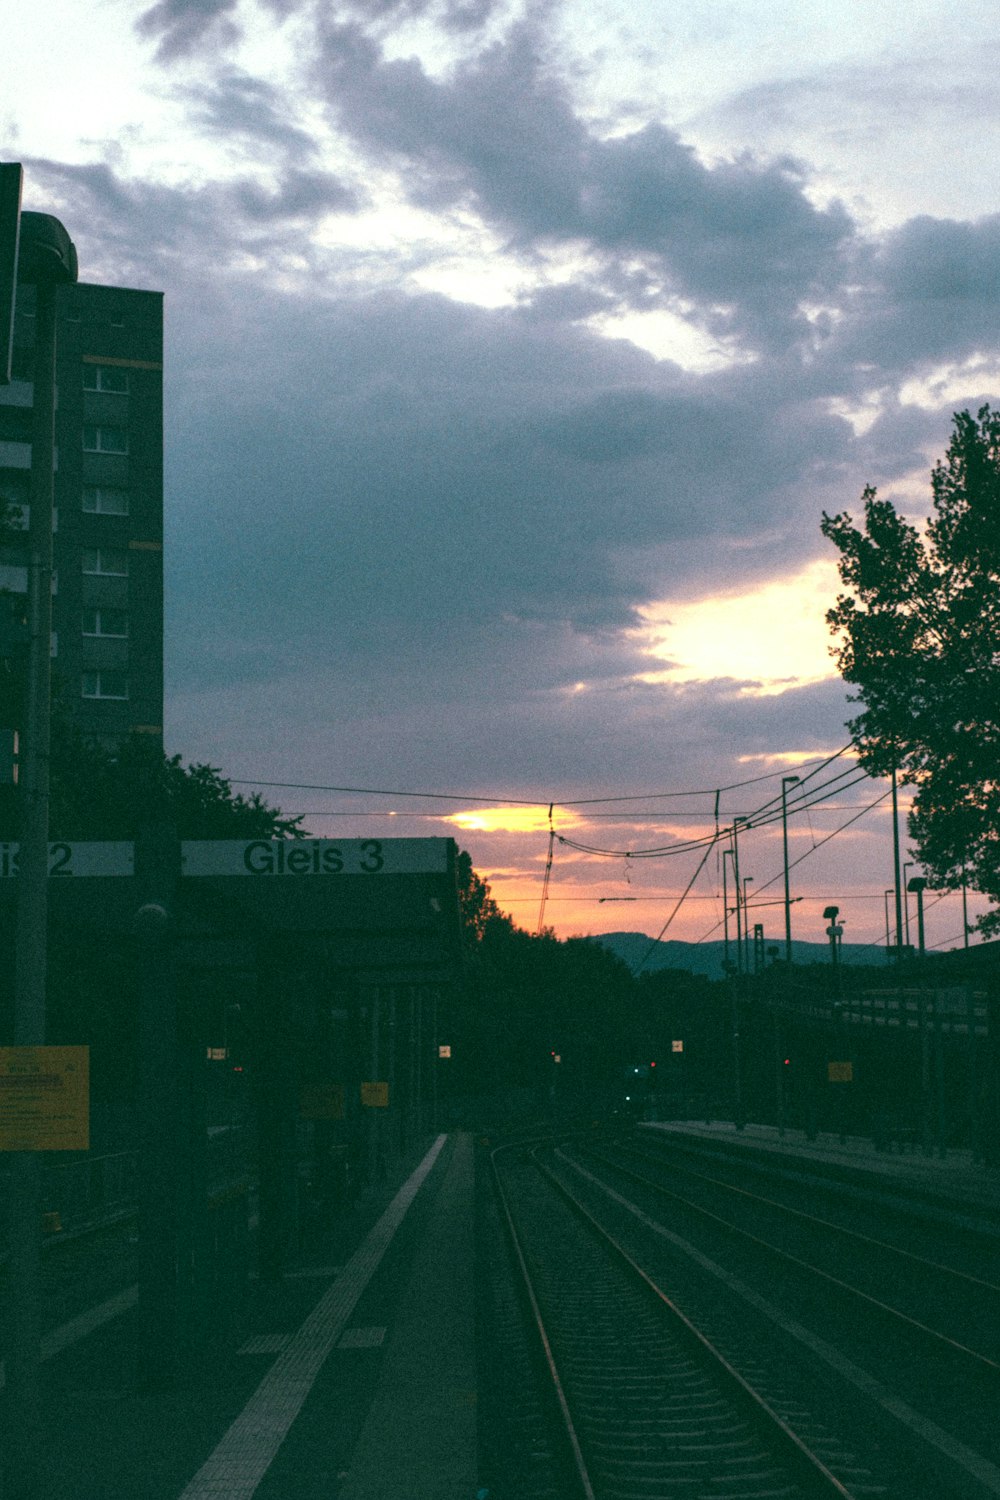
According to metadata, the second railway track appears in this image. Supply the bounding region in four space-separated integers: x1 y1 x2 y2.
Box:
490 1136 887 1500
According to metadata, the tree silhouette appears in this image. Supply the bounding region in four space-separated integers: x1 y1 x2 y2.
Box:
822 406 1000 933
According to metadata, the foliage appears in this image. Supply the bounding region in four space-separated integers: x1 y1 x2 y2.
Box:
821 405 1000 932
0 710 302 840
455 847 512 946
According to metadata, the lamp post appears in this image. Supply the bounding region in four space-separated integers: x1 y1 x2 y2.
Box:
6 200 78 1500
961 866 971 950
823 905 843 970
823 904 848 1142
891 766 904 963
907 874 927 960
907 874 936 1153
722 847 734 973
781 775 800 962
732 816 748 974
884 888 895 963
742 876 754 974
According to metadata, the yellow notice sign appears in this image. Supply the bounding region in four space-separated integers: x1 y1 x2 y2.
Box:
0 1046 90 1150
828 1060 854 1083
360 1081 389 1109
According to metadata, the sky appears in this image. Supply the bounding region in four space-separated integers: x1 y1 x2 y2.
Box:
3 0 999 954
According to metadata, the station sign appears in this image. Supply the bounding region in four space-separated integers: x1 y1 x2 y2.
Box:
0 841 134 878
180 838 450 878
828 1060 854 1083
0 1045 89 1150
0 839 451 880
361 1081 389 1108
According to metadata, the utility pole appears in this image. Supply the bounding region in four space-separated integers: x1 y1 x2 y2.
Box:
781 775 800 962
731 817 747 974
891 766 904 962
5 197 78 1500
884 889 895 964
722 848 732 972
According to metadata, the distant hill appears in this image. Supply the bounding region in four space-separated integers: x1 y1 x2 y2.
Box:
592 931 889 981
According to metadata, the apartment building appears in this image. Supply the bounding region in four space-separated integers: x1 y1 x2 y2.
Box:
0 279 163 747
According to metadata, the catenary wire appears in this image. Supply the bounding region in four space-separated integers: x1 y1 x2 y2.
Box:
228 746 855 810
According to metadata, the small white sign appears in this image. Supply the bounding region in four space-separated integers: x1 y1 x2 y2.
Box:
180 838 450 877
672 1040 684 1053
0 842 134 878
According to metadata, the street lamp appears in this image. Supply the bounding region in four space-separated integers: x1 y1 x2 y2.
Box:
742 875 754 974
902 861 914 950
781 775 800 962
907 875 928 959
823 904 843 968
884 888 895 963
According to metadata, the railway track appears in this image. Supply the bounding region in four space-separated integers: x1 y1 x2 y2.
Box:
547 1130 1000 1499
487 1136 879 1500
590 1132 1000 1365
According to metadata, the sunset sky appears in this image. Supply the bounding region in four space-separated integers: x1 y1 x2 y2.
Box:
4 0 998 951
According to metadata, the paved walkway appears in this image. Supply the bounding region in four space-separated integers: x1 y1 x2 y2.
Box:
26 1132 479 1500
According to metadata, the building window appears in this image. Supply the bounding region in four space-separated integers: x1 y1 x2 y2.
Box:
83 365 129 394
82 485 129 515
82 425 128 454
82 548 128 577
82 671 128 700
82 608 128 638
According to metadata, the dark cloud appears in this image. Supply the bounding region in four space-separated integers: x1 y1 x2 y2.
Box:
313 21 854 350
157 281 865 734
19 156 360 286
136 0 243 61
181 70 321 158
136 0 305 61
334 0 503 30
233 168 359 220
842 214 1000 371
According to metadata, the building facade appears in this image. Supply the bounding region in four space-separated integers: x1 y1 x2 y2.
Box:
0 279 163 748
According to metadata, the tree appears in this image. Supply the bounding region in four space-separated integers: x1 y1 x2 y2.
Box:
0 713 303 840
455 847 512 946
821 405 1000 932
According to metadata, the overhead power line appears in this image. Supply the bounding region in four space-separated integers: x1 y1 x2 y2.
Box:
229 746 855 811
553 768 872 861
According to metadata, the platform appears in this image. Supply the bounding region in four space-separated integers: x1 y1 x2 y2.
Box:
643 1119 1000 1217
26 1132 479 1500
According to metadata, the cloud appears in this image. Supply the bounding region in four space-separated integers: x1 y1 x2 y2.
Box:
334 0 505 31
136 0 243 62
313 20 855 351
19 156 360 287
181 69 322 158
157 274 874 762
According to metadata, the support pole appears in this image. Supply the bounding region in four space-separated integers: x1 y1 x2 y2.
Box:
891 767 904 961
135 836 179 1390
6 274 57 1500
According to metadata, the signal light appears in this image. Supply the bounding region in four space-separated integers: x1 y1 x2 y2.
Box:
783 1057 791 1067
